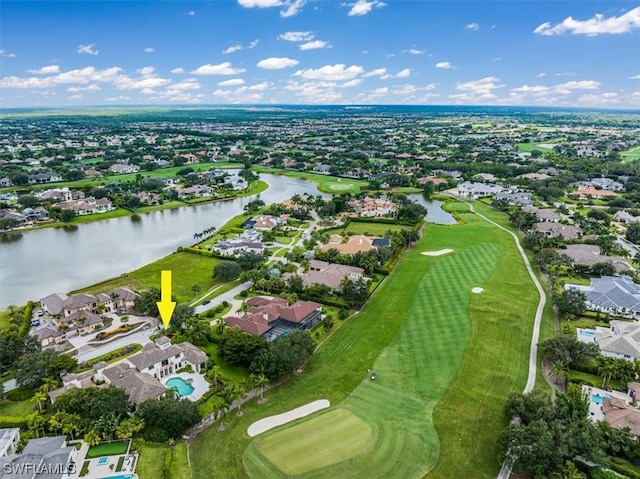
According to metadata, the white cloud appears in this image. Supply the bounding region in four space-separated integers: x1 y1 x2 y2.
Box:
395 68 411 78
67 94 83 101
364 68 387 77
257 57 299 69
403 48 424 55
345 0 387 17
0 66 122 89
629 74 640 80
170 78 200 90
537 72 546 78
144 48 154 53
171 68 185 74
77 44 99 55
191 62 246 75
435 62 454 69
341 79 363 87
237 0 307 17
0 49 17 58
137 66 155 76
534 7 640 36
555 72 576 77
248 39 260 49
114 76 171 91
466 22 480 31
300 40 331 50
492 57 501 62
278 31 314 42
511 84 551 95
27 65 60 75
67 84 101 92
238 81 271 92
553 80 600 94
218 78 245 86
186 10 195 16
294 64 364 81
224 44 243 54
453 76 505 101
281 0 307 17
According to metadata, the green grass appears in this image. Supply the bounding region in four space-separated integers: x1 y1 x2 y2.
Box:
69 208 133 224
249 408 375 476
342 222 410 236
516 142 558 152
199 342 250 384
86 441 129 458
165 441 190 479
134 442 166 479
0 397 34 417
621 146 640 163
75 251 222 303
189 200 541 478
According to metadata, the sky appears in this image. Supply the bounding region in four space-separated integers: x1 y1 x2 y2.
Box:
0 1 639 109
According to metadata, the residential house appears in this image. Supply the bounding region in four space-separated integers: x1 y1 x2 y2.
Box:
0 178 12 187
523 206 561 222
347 197 397 218
177 185 214 199
570 185 617 200
472 173 497 183
322 234 386 254
58 197 114 216
0 436 77 479
251 214 287 230
283 260 364 290
225 297 322 341
110 163 140 174
38 188 85 202
535 222 583 239
590 177 624 191
313 164 331 174
615 210 640 224
455 182 503 199
566 276 640 318
561 244 631 273
223 174 248 190
493 192 533 206
213 239 264 257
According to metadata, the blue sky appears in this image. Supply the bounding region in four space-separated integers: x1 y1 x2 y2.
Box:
1 1 639 108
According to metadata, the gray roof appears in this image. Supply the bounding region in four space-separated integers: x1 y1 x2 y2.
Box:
0 436 75 479
0 429 19 456
180 342 208 366
102 363 166 405
61 293 97 311
586 276 640 312
127 342 183 371
40 293 69 316
562 244 631 272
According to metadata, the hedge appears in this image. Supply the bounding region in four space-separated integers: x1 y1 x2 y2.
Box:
0 416 27 428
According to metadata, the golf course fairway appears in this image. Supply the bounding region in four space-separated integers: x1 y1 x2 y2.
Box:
189 202 541 478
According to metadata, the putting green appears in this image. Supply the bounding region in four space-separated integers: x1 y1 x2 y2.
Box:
325 182 352 191
252 408 374 476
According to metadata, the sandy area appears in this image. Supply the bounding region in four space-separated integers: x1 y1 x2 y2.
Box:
421 249 453 256
471 287 484 293
247 399 330 437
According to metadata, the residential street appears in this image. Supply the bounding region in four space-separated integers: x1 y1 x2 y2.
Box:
194 281 253 315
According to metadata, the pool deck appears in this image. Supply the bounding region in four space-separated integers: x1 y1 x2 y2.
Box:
583 385 632 422
163 372 209 401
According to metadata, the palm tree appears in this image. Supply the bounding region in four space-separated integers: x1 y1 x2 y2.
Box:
254 374 269 403
191 284 202 299
550 460 586 479
84 430 101 446
32 391 48 413
49 412 66 435
27 412 46 438
40 376 58 393
597 356 617 389
234 382 246 416
549 360 568 390
207 366 221 388
62 413 81 441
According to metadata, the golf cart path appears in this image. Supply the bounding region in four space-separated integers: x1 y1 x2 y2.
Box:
247 399 330 437
461 201 546 479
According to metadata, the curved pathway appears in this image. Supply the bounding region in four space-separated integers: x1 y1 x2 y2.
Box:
457 200 546 479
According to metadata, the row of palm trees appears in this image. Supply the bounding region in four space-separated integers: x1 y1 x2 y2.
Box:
209 373 270 431
193 226 217 243
549 355 639 391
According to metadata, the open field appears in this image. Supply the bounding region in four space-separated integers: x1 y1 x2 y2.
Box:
189 200 543 478
621 146 640 162
252 167 367 194
76 251 222 303
342 222 410 236
516 142 558 152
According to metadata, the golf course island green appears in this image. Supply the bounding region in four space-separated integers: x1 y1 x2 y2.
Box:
189 201 542 479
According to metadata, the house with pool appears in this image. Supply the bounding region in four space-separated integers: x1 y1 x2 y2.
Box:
51 337 209 407
577 320 640 363
583 384 640 436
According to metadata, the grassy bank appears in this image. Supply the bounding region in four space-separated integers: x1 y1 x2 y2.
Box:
251 167 368 194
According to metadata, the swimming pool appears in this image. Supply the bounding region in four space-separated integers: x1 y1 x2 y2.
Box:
577 329 596 341
591 393 611 405
97 457 109 465
165 377 194 396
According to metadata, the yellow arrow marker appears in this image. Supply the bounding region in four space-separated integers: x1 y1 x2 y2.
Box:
156 270 176 329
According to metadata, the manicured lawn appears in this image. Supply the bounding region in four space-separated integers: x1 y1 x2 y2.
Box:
342 221 410 236
199 341 250 384
248 408 374 476
189 200 542 478
134 442 166 479
86 440 129 458
516 142 558 152
621 146 640 163
165 441 190 479
76 252 222 303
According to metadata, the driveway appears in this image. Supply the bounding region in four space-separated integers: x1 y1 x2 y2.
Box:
194 281 253 315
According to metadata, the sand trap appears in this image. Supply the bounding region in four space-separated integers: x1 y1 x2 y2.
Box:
247 399 330 437
421 249 453 256
472 287 484 293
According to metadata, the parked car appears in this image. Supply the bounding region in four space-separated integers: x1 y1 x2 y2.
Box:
202 300 211 305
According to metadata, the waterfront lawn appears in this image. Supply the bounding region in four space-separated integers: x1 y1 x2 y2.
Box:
86 440 129 458
190 203 540 479
69 208 132 224
77 252 223 303
252 167 367 194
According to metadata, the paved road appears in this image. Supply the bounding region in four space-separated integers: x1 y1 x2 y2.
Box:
2 378 17 392
460 200 546 479
74 317 157 363
194 281 253 315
